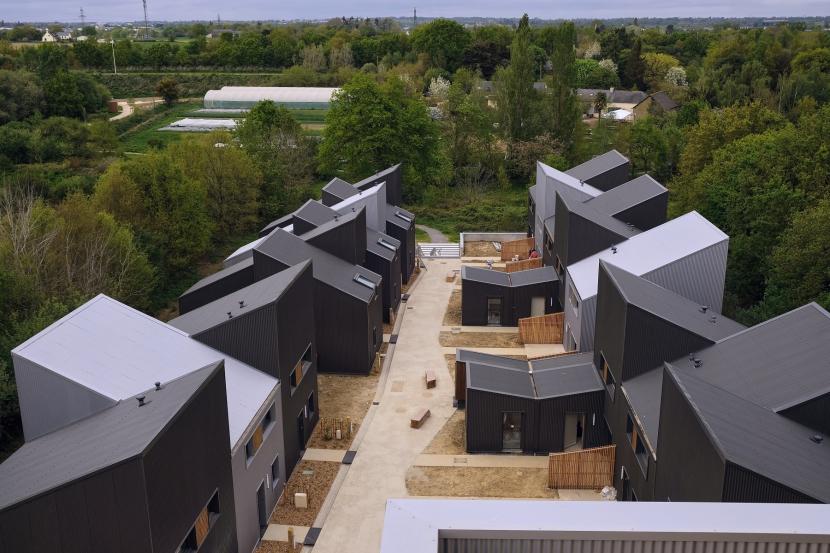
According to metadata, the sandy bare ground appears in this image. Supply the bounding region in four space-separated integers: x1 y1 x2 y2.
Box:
439 331 523 348
271 460 340 527
423 409 466 455
464 241 500 257
406 465 559 498
255 541 301 553
443 289 462 326
307 359 382 450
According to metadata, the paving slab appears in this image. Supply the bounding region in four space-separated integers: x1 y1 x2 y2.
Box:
262 524 310 543
414 453 549 468
440 325 520 333
303 448 347 462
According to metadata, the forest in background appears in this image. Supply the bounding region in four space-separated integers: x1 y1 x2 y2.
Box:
1 17 829 457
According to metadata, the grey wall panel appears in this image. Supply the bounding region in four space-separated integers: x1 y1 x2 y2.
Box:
584 161 631 191
654 369 725 501
613 191 668 231
461 279 505 326
466 389 539 453
306 209 367 265
579 296 597 352
562 278 581 351
179 262 255 314
643 240 728 313
144 366 237 553
231 390 286 553
365 249 401 323
592 268 628 382
13 355 116 441
609 392 657 501
779 393 830 435
440 537 830 553
722 463 819 503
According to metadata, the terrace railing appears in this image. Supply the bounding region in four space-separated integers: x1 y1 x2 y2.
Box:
500 237 535 261
505 257 543 273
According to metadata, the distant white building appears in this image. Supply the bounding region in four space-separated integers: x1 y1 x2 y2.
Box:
41 30 55 42
42 30 72 42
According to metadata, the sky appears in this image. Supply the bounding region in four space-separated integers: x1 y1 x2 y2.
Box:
2 0 828 23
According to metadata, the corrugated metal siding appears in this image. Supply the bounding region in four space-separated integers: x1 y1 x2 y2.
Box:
613 191 668 231
466 389 538 453
583 160 631 191
779 393 830 435
462 280 505 326
179 262 255 314
579 295 596 352
365 249 401 323
13 355 117 441
722 463 820 503
386 221 416 284
440 537 830 553
643 240 728 313
593 268 628 383
538 391 608 452
654 369 725 501
609 392 656 501
305 209 367 265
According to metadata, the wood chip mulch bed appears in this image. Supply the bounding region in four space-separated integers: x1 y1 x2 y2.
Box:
439 331 523 348
406 465 558 499
270 460 340 527
255 541 302 553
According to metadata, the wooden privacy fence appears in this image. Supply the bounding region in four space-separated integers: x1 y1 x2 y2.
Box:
505 257 543 273
501 237 535 261
518 312 563 344
548 445 616 489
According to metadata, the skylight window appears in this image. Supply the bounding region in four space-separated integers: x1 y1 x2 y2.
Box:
378 237 397 251
354 274 376 289
395 211 412 223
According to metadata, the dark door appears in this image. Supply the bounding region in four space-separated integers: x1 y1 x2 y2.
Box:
297 409 305 451
621 467 632 501
257 482 267 534
487 297 502 326
502 411 522 451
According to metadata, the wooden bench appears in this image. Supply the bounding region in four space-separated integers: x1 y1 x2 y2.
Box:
445 271 456 282
425 370 437 389
410 408 431 428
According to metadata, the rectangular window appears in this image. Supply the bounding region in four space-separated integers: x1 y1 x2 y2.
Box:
246 424 264 460
307 392 315 417
354 274 376 289
378 237 397 251
263 403 275 430
271 455 280 489
555 255 564 276
373 326 378 347
626 414 648 474
395 210 412 223
545 232 553 252
598 353 616 398
290 345 312 395
179 491 220 552
569 287 580 311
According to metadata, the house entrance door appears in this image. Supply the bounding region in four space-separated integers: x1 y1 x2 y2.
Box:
531 296 545 317
487 297 502 326
502 411 522 451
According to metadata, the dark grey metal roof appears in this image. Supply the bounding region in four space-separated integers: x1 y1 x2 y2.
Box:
168 261 310 336
256 228 380 303
467 362 535 399
261 213 294 236
322 177 359 203
601 261 745 342
354 164 400 190
456 349 528 371
621 369 663 450
182 256 253 296
294 199 339 227
684 303 830 411
508 266 558 286
586 175 668 218
650 91 679 111
366 228 400 261
298 207 362 242
0 363 220 511
385 207 415 229
667 365 830 503
531 353 603 399
557 187 640 238
565 150 629 183
461 265 510 286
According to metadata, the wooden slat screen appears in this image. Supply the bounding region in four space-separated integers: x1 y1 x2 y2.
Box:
505 257 543 273
455 360 466 402
194 507 210 548
500 237 535 261
518 312 563 344
548 445 616 489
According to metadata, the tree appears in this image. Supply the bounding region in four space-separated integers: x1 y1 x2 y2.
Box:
462 40 509 79
494 14 539 141
594 91 608 117
547 22 582 156
235 100 314 218
156 77 181 106
169 133 262 236
0 70 44 124
411 19 471 72
270 28 298 67
318 73 448 199
442 80 500 188
301 44 327 72
623 38 646 89
642 52 680 89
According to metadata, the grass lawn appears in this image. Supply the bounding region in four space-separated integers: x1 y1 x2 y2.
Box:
407 185 528 242
119 102 326 153
415 227 430 242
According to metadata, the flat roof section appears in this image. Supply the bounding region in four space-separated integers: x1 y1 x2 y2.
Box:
531 352 603 399
586 174 668 217
466 362 535 399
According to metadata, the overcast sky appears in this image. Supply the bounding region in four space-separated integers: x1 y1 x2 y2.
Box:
3 0 828 23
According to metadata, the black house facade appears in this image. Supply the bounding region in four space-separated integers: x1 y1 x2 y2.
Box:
462 350 607 454
564 149 631 192
461 265 559 326
0 364 237 553
169 262 319 478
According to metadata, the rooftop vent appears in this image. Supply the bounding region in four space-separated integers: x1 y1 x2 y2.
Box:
154 382 162 391
611 246 617 254
699 305 709 313
239 300 246 308
709 315 717 323
137 395 147 407
810 435 824 444
227 311 233 319
693 359 702 368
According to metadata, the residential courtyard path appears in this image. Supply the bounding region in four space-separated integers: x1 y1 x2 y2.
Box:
416 224 449 243
311 258 459 553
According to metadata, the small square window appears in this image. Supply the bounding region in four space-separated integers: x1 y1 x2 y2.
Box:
307 392 315 417
378 237 397 251
271 456 280 489
395 210 412 223
354 274 376 289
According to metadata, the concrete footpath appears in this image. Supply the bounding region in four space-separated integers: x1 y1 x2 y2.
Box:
413 453 549 468
311 259 459 553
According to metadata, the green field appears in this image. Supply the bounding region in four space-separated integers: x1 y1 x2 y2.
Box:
119 102 327 153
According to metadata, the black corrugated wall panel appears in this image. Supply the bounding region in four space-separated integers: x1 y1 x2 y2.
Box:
722 463 819 503
466 389 539 453
537 390 609 452
179 262 255 314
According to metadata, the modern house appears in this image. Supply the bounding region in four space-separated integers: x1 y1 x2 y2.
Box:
10 295 284 553
169 261 318 479
562 211 729 352
380 499 830 553
460 350 608 454
0 363 238 553
578 88 649 116
460 265 559 326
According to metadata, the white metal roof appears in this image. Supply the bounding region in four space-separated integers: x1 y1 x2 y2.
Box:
567 211 728 300
204 86 340 105
225 235 267 265
381 499 830 553
162 117 238 130
539 161 604 197
13 295 278 448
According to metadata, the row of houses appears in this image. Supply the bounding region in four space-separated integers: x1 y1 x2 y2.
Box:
0 166 414 553
458 151 830 503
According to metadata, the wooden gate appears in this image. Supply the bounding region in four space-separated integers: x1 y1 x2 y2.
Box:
518 312 563 344
548 445 616 489
501 237 535 261
505 257 543 273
